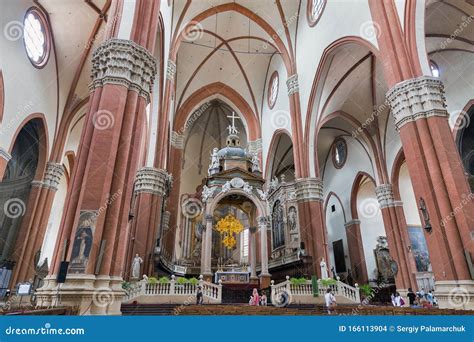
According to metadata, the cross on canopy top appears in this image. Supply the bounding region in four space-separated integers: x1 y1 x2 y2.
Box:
227 111 240 135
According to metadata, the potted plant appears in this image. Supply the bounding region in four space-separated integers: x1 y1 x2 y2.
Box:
320 278 337 287
289 277 307 286
121 281 132 291
176 277 188 287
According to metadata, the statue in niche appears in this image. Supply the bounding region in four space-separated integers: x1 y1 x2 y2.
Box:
288 206 297 231
243 182 253 194
251 153 260 172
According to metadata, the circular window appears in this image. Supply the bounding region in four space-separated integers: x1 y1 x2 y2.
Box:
430 60 439 78
332 138 347 169
268 71 279 109
23 8 50 68
307 0 326 27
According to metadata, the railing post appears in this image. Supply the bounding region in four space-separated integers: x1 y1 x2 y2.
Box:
170 275 176 295
140 279 147 296
355 283 361 303
270 280 275 300
217 280 223 302
285 275 291 294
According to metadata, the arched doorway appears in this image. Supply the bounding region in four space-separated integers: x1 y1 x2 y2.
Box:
0 118 46 292
456 106 474 192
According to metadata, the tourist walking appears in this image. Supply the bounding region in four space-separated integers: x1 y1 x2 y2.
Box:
325 288 337 314
196 286 203 305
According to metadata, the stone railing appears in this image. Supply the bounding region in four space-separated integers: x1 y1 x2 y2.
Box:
271 276 360 305
124 275 222 303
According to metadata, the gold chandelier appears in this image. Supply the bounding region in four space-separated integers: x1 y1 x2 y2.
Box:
215 214 244 249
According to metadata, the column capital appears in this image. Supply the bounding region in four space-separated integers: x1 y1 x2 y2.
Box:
205 214 214 222
386 76 449 130
170 131 185 150
90 39 157 102
134 167 172 197
344 219 361 227
375 184 403 208
42 162 65 191
286 74 299 95
166 60 177 81
257 216 268 226
295 178 323 202
247 139 262 155
0 147 11 162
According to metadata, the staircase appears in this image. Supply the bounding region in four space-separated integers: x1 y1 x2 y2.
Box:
120 304 474 316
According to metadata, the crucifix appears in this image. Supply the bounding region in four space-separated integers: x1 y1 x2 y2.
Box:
227 112 240 135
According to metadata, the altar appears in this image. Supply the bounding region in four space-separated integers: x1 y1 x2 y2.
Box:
215 271 250 284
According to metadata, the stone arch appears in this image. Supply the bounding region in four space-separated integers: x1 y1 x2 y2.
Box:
264 128 293 181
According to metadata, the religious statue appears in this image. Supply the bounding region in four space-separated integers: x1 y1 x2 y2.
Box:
222 181 231 193
131 254 143 279
320 258 329 279
202 185 215 202
243 182 253 194
208 148 220 175
257 189 267 201
226 112 240 135
251 153 260 172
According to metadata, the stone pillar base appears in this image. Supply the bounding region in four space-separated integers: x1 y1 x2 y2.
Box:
259 274 271 289
249 276 259 285
435 280 474 310
35 274 125 315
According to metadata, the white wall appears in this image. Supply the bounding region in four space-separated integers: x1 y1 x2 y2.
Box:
325 194 350 274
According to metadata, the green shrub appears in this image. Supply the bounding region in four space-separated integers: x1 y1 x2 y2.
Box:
188 277 199 286
290 277 307 285
320 278 337 287
176 277 188 285
359 284 374 297
121 281 131 291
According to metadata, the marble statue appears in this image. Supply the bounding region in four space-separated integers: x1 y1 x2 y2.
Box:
251 153 260 172
132 254 143 279
288 206 297 231
208 148 219 175
222 181 231 193
243 182 253 194
320 258 329 279
257 189 267 201
202 185 215 202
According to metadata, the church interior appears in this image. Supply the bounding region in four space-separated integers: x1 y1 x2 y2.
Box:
0 0 473 315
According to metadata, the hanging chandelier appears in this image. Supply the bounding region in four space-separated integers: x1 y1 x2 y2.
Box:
215 214 244 249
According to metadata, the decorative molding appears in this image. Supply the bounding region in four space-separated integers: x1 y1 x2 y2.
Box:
286 74 299 95
162 211 171 231
42 162 65 191
386 76 449 130
375 184 403 208
205 214 213 222
247 139 262 154
134 167 172 197
170 131 184 150
0 147 11 162
344 219 361 227
166 60 177 81
90 39 157 102
257 216 268 226
295 178 323 202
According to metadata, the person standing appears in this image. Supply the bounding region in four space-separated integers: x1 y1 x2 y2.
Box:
407 288 417 307
196 286 203 305
325 288 337 314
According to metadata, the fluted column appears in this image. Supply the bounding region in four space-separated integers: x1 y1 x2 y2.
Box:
11 162 65 286
258 216 270 287
125 167 171 278
344 219 368 284
294 177 328 277
387 76 474 308
375 184 417 291
37 32 158 315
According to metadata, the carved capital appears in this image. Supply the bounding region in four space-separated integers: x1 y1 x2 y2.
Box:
0 147 11 162
170 131 185 150
247 139 262 154
134 167 172 197
257 216 268 226
286 74 299 95
386 76 449 130
375 184 402 208
205 214 214 223
166 60 177 81
90 39 157 102
295 178 323 202
42 162 65 191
